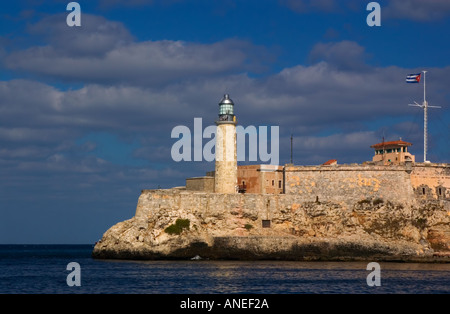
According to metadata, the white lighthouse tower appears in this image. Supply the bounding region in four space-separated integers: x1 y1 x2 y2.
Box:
214 94 238 194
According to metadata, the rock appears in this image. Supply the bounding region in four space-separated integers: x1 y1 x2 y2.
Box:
427 226 450 252
92 190 450 261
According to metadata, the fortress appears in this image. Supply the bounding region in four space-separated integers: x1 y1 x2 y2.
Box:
180 94 449 207
93 95 450 261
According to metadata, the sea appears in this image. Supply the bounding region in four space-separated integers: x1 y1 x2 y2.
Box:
0 245 449 295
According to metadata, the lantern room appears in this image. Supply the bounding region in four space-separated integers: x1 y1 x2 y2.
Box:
218 94 236 123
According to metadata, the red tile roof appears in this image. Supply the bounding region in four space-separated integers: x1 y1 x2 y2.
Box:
322 159 337 165
370 140 412 149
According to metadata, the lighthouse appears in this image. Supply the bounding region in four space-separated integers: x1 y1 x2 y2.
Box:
214 94 238 194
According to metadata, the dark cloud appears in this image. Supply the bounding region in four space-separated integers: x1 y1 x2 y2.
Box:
279 0 350 13
96 0 187 9
4 57 448 177
98 0 155 8
308 41 369 71
5 14 264 86
280 0 450 21
291 131 380 164
384 0 450 21
2 48 449 165
27 13 134 57
97 0 186 9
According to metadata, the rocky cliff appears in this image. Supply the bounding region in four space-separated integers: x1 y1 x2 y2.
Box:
92 189 450 261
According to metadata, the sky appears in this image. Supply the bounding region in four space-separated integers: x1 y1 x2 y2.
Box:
0 0 449 244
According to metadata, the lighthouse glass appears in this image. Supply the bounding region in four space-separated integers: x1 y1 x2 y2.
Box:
219 104 234 115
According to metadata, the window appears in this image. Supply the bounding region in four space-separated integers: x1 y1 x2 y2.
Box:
422 188 426 195
438 188 442 196
278 180 282 189
272 180 274 186
262 220 271 228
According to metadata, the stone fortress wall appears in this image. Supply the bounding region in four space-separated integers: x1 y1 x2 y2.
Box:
284 162 450 204
284 164 415 205
135 162 450 232
410 163 450 200
185 162 450 205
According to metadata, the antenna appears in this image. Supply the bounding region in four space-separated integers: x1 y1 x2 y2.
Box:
408 70 441 162
290 133 293 165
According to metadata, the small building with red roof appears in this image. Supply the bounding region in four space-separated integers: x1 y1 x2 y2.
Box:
370 139 415 164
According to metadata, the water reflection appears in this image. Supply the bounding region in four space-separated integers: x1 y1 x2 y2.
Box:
2 245 448 294
121 260 450 294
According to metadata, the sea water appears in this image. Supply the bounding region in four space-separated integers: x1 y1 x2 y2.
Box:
0 245 449 294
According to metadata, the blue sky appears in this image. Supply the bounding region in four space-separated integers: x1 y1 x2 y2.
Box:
1 0 449 243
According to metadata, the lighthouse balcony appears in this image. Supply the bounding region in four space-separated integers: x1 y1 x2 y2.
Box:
216 114 237 125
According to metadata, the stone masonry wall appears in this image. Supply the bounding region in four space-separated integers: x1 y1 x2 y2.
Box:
411 163 450 201
284 164 416 206
135 189 278 222
186 177 215 192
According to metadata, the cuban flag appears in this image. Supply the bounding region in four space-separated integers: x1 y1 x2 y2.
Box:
406 73 421 83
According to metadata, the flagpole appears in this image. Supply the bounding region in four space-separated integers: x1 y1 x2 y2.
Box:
423 70 427 162
407 70 441 163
